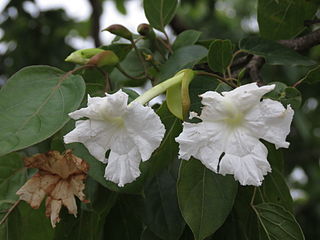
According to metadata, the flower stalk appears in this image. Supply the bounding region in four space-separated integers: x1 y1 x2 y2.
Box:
134 70 193 105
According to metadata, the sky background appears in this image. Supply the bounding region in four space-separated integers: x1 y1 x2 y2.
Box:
0 0 149 49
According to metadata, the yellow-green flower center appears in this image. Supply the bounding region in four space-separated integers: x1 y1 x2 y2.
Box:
223 98 244 127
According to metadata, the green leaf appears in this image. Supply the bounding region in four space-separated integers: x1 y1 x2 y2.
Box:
300 65 320 84
0 66 85 156
158 45 208 82
104 195 143 240
173 30 202 50
143 168 185 240
253 202 305 240
143 0 178 31
264 82 302 110
141 228 163 240
7 201 54 240
177 158 238 240
208 39 233 73
110 49 147 89
101 43 132 61
232 187 261 240
261 169 293 212
258 0 317 40
0 153 27 201
239 37 315 66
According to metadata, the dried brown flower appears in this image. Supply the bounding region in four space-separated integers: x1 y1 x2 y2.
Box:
16 150 89 227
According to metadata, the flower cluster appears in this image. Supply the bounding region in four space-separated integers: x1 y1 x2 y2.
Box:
64 82 293 187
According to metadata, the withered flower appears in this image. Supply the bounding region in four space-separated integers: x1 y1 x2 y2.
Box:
16 150 89 227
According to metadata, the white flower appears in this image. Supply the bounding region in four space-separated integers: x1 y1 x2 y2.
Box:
64 90 165 187
175 83 294 186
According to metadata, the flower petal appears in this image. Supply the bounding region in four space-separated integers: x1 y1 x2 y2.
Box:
222 83 275 112
245 99 294 149
219 141 271 186
175 122 225 172
104 147 141 187
68 90 128 120
199 91 231 121
125 102 165 161
64 120 119 163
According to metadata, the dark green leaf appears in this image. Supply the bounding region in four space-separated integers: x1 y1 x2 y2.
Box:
143 168 185 240
7 201 54 240
258 0 317 40
104 195 143 240
253 202 305 240
101 43 132 61
300 65 320 84
233 187 261 240
141 228 163 240
158 45 208 82
143 0 178 31
110 49 147 89
208 39 233 73
122 88 140 103
0 153 27 201
173 30 202 50
261 169 293 212
239 37 315 66
264 82 302 110
177 158 238 240
0 66 85 156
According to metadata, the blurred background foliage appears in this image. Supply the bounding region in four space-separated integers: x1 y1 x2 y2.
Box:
0 0 319 238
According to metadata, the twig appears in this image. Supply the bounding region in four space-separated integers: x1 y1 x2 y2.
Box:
94 67 112 92
116 64 146 80
246 55 265 85
196 71 237 88
88 0 102 47
304 19 320 27
130 39 150 78
278 28 320 51
0 200 21 225
158 37 173 54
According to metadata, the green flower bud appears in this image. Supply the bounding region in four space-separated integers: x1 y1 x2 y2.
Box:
137 23 155 39
102 24 133 40
65 48 104 64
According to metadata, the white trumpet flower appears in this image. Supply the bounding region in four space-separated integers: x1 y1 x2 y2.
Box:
175 83 294 186
64 90 165 187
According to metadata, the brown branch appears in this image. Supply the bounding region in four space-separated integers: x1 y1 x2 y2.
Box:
231 29 320 83
88 0 102 47
278 28 320 51
304 19 320 27
246 55 265 84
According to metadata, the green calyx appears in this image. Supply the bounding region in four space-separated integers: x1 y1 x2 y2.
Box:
88 50 119 67
133 69 195 120
166 69 195 120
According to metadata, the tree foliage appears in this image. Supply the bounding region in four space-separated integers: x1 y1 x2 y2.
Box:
0 0 320 239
